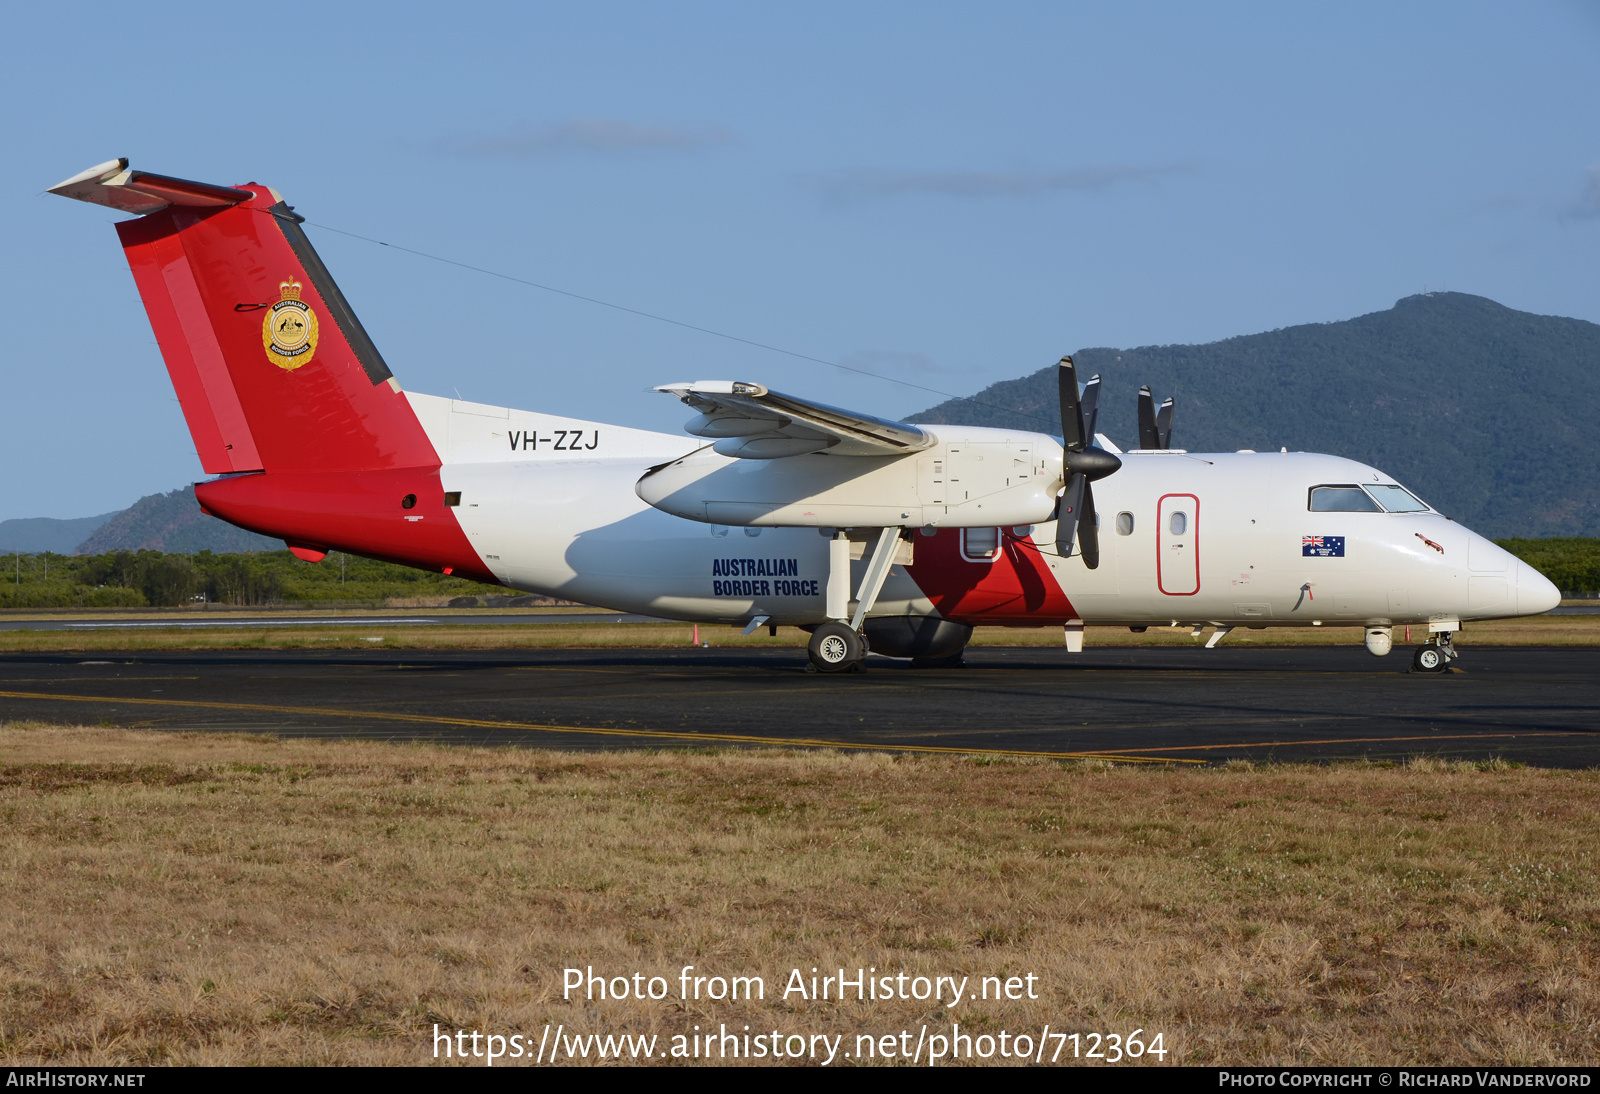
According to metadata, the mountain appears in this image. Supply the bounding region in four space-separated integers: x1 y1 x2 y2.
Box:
910 293 1600 538
0 512 118 554
15 292 1597 551
74 485 280 554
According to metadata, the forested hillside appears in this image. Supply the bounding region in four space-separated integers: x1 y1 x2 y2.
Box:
75 486 279 554
911 293 1600 537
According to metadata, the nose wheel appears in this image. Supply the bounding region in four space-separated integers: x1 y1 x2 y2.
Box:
1411 631 1458 673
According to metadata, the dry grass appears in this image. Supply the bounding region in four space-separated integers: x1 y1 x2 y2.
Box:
0 613 1594 653
0 724 1596 1066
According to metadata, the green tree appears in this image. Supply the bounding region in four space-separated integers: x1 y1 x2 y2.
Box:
141 555 198 606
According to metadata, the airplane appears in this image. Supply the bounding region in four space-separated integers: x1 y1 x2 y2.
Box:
48 159 1561 674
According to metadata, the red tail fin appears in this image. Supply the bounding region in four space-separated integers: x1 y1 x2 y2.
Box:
53 161 496 583
110 185 436 474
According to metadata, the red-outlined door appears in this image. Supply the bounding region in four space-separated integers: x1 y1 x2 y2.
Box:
1157 493 1199 595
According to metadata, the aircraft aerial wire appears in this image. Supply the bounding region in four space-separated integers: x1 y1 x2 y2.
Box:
304 219 1058 429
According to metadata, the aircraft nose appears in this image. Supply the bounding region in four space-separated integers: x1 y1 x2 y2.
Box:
1516 561 1561 615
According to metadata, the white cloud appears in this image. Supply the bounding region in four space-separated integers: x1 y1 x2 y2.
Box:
459 118 735 157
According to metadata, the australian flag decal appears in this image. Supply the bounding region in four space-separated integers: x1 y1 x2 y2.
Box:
1303 535 1345 557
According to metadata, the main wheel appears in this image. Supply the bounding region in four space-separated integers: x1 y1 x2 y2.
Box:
1412 645 1446 673
809 621 865 673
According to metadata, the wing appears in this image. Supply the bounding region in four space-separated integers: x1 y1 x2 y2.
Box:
655 381 935 459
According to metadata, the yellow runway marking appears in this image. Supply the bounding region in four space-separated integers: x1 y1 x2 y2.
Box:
0 689 1194 764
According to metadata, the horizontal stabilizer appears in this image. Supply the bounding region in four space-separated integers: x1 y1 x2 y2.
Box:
656 381 934 459
49 159 253 215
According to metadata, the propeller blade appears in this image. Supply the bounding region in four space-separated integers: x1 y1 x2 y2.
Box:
1137 386 1159 449
1055 474 1086 557
1079 479 1100 569
1057 356 1086 451
1156 396 1174 449
1081 374 1102 442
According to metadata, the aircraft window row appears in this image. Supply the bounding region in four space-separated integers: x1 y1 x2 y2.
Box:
1308 484 1431 513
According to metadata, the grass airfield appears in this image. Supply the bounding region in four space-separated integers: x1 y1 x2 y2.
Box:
0 724 1595 1065
1 610 1596 1066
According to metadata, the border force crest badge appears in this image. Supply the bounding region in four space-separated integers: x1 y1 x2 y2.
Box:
263 277 319 370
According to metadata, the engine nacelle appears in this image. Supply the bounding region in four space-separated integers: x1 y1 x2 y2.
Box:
636 425 1063 528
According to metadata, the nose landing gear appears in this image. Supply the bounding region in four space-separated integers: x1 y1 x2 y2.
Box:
1411 630 1458 673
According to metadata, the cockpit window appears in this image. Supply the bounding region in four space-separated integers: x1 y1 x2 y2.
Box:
1366 484 1430 512
1308 485 1382 512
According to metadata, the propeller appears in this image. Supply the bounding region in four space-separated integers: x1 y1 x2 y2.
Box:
1056 356 1122 568
1137 386 1176 449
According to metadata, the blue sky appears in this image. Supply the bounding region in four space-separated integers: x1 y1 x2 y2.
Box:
4 1 1598 520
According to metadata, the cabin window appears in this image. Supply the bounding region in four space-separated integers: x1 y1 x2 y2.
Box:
1308 485 1382 512
1366 484 1430 512
961 527 1000 562
1168 510 1187 536
1116 511 1134 536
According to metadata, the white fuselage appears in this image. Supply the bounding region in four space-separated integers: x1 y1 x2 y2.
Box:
410 393 1559 628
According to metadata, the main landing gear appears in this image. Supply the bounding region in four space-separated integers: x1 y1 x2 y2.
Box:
802 527 975 673
808 621 867 673
807 527 901 674
1411 630 1459 673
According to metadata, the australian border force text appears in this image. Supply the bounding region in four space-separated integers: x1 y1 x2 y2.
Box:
711 558 817 598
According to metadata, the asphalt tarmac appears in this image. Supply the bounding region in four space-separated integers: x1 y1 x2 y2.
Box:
2 645 1597 766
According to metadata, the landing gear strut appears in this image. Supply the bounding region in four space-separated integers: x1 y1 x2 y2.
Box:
1412 630 1458 673
808 527 903 673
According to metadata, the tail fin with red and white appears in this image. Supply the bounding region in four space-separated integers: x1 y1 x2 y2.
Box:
51 159 494 579
52 158 434 474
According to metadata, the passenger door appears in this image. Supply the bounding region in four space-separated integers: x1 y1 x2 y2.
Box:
1157 493 1199 596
